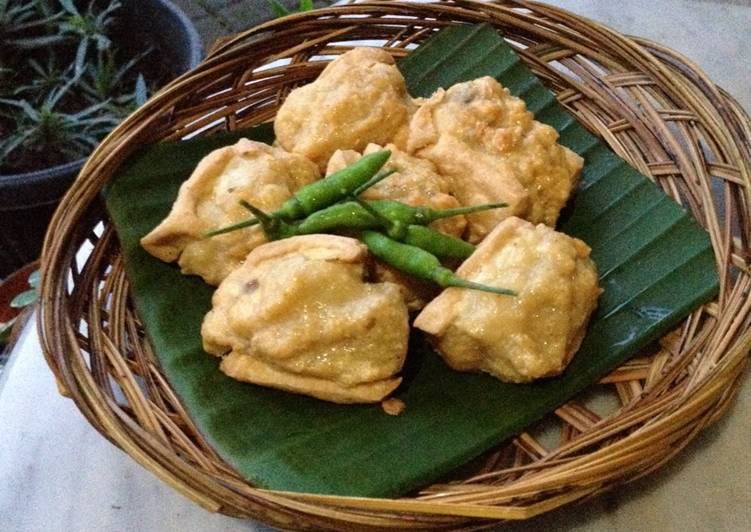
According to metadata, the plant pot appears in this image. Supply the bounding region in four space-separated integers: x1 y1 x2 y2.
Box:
0 0 203 279
0 261 39 361
0 261 39 325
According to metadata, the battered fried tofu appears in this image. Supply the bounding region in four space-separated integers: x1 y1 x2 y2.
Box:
371 260 439 312
201 235 410 403
408 77 583 242
326 143 466 238
274 48 414 170
414 217 601 383
140 139 319 286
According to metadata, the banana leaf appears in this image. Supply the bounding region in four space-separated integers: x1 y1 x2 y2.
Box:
104 23 718 497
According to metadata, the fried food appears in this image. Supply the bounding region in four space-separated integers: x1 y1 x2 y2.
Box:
140 139 319 286
326 143 466 237
275 48 414 170
372 260 439 312
408 77 583 242
201 235 410 403
414 217 601 383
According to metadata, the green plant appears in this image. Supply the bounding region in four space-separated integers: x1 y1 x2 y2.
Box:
268 0 314 18
0 0 166 175
17 56 74 99
58 0 121 76
0 81 120 169
0 0 65 51
78 47 149 102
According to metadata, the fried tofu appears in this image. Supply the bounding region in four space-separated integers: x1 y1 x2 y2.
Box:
408 77 583 242
201 235 410 403
414 217 601 383
274 48 414 170
140 139 320 285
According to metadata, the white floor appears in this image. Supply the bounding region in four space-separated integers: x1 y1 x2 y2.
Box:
551 0 751 111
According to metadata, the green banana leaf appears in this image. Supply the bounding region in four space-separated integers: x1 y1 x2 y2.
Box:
104 23 718 497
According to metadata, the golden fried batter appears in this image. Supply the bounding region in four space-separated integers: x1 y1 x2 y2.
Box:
371 260 439 312
201 235 410 403
274 48 414 170
414 217 601 383
140 139 319 285
408 77 583 242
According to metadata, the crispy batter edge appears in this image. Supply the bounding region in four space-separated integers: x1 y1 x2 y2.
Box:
220 352 401 404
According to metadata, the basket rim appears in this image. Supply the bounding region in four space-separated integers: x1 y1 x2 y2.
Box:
37 0 751 527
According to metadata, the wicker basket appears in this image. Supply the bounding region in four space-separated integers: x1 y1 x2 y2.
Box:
38 1 751 529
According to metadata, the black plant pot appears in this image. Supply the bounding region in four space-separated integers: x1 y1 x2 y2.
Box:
0 0 202 279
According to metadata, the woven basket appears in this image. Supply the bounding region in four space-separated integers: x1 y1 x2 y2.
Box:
39 1 751 529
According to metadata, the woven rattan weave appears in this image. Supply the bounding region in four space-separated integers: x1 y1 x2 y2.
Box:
38 1 751 529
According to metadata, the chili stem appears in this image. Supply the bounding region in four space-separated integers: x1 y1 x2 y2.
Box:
421 202 508 224
352 169 396 196
204 218 259 237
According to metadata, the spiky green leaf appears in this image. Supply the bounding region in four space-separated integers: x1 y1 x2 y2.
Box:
268 0 291 18
10 289 38 309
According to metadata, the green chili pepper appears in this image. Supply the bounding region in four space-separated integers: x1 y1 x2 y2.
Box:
354 198 475 260
275 150 391 220
401 225 475 260
209 197 508 239
240 198 473 260
238 201 297 240
361 231 516 296
295 202 378 234
294 200 506 238
372 200 508 226
224 203 514 296
204 155 394 238
296 198 505 259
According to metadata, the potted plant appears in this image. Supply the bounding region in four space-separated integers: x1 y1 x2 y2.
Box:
0 261 39 371
0 0 202 278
